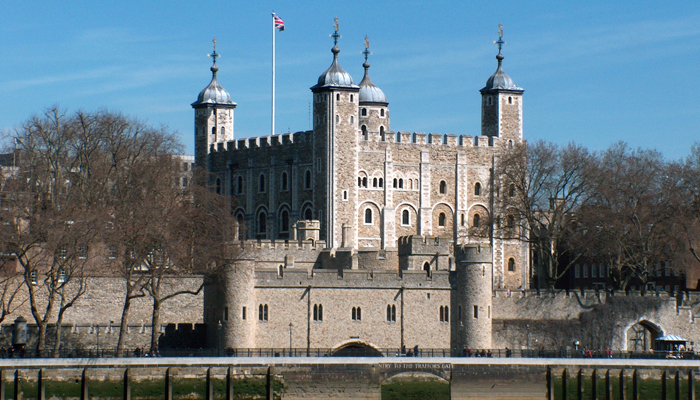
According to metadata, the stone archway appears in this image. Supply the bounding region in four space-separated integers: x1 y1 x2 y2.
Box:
331 341 384 357
626 320 663 352
381 372 450 400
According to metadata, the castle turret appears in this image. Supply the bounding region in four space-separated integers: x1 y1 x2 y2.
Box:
215 258 256 350
480 25 524 145
310 18 360 248
192 39 237 169
452 244 492 352
358 36 390 142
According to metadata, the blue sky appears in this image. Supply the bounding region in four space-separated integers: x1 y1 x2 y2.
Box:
2 1 699 160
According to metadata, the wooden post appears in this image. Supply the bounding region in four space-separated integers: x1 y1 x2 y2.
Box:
562 368 568 400
605 370 612 400
13 370 20 400
0 369 5 400
266 366 273 400
547 367 553 400
689 369 695 400
165 368 172 400
620 369 626 400
80 368 88 400
632 369 638 400
662 371 667 400
37 369 45 400
226 367 234 400
577 369 583 400
676 371 681 400
123 368 131 400
206 368 213 400
591 369 597 400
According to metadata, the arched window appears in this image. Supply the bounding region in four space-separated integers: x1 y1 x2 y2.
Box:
281 172 288 191
258 304 268 321
440 306 444 322
364 208 373 224
237 176 243 194
211 126 216 137
402 210 410 225
313 304 323 321
507 215 515 228
439 181 446 194
380 126 385 141
509 184 515 197
236 213 245 238
352 307 362 321
215 178 222 194
259 174 266 192
350 116 354 124
336 93 340 101
335 114 339 124
379 178 383 188
305 170 312 189
474 182 481 196
387 305 393 322
409 180 413 190
361 108 367 116
399 179 403 189
393 178 398 188
280 210 290 233
380 109 385 117
508 258 515 272
373 177 378 188
461 213 465 226
508 140 514 149
361 125 368 141
258 211 267 234
423 262 430 272
350 94 354 102
304 208 313 220
473 214 480 227
358 177 362 187
508 96 513 104
221 126 225 136
438 212 446 227
362 177 367 187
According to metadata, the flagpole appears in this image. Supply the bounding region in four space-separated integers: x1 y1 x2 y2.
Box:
272 12 276 136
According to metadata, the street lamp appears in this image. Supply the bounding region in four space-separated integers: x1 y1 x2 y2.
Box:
289 322 293 356
217 320 222 357
526 324 530 356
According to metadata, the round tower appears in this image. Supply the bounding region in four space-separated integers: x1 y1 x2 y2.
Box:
453 244 492 352
192 39 237 170
219 258 256 350
358 36 389 141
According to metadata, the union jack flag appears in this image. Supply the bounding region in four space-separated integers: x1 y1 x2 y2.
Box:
273 14 285 31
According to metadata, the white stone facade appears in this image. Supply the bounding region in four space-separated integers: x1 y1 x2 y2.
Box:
196 36 530 354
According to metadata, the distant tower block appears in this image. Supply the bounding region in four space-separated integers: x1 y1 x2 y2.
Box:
455 244 493 350
297 220 320 243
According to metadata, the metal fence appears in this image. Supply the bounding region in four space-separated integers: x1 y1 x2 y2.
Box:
3 347 699 359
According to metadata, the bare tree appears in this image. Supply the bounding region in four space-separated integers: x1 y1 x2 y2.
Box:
580 143 685 291
0 108 101 355
497 140 596 288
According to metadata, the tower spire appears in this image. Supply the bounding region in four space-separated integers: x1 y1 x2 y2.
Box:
207 38 220 73
330 17 342 57
362 35 372 69
494 23 505 62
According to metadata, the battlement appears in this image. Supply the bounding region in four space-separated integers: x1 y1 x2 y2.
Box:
255 267 451 288
492 288 690 302
455 244 492 263
237 238 327 252
398 235 452 255
208 131 313 154
390 131 501 148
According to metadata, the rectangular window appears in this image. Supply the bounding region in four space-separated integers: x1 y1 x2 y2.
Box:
473 305 478 319
574 264 580 278
224 307 229 321
591 265 597 278
458 306 462 321
583 265 588 278
242 306 246 320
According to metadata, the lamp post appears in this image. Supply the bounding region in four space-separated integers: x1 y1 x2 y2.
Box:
526 324 530 357
217 320 222 357
289 322 293 356
96 325 100 357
